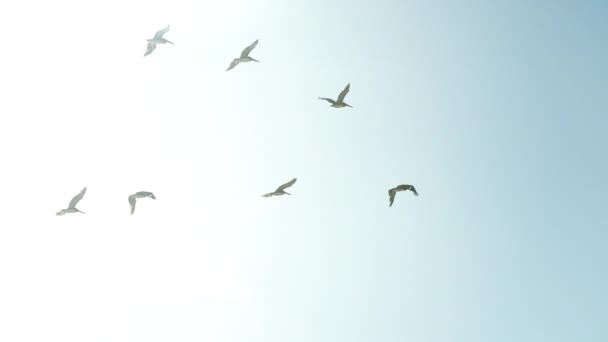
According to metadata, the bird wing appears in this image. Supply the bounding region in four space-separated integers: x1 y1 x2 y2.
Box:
135 191 155 199
262 192 275 197
144 42 156 56
240 39 258 58
396 184 419 196
389 189 396 207
153 25 170 39
68 187 87 209
276 178 297 192
226 59 240 71
129 195 137 215
318 97 336 105
337 83 350 103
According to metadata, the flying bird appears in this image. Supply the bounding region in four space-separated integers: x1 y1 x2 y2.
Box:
263 178 297 197
318 83 353 108
56 187 87 216
128 191 156 215
388 184 418 207
227 39 259 71
144 25 173 57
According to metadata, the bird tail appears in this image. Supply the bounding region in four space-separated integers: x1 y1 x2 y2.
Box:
250 58 259 62
78 209 86 214
165 39 174 44
284 191 291 195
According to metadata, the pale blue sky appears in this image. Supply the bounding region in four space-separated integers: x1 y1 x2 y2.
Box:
0 0 605 341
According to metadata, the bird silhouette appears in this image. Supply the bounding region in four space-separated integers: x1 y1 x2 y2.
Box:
388 184 418 207
128 191 156 215
227 39 259 71
144 25 173 57
319 83 353 108
56 187 87 216
263 178 297 197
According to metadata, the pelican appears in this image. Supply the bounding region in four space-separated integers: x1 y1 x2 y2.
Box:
144 25 173 57
128 191 156 215
56 187 87 216
226 39 259 71
318 83 353 108
388 184 418 207
263 178 297 197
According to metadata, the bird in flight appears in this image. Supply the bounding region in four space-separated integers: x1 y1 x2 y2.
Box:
56 187 87 216
388 184 418 207
144 25 173 57
263 178 297 197
319 83 353 108
128 191 156 215
227 39 259 71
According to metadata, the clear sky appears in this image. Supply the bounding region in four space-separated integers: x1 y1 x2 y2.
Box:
0 0 605 341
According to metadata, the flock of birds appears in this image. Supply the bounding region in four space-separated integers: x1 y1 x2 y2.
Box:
55 25 418 217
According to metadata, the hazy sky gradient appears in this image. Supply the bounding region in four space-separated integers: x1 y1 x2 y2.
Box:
0 0 605 341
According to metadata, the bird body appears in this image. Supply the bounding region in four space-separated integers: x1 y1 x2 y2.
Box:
263 178 297 197
128 191 156 215
319 83 353 108
227 39 259 71
56 187 87 216
144 26 173 57
388 184 418 207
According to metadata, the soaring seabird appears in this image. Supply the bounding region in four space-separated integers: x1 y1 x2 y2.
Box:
128 191 156 215
262 178 297 197
226 39 259 71
388 184 418 207
144 25 173 57
56 187 87 216
318 83 353 108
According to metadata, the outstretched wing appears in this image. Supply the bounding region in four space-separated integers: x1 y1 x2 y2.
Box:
153 25 170 39
68 187 87 209
396 184 418 196
135 191 156 199
226 59 239 71
388 189 396 207
144 42 156 57
337 83 350 103
129 195 137 215
262 192 275 197
318 97 336 105
240 39 258 58
276 178 297 192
